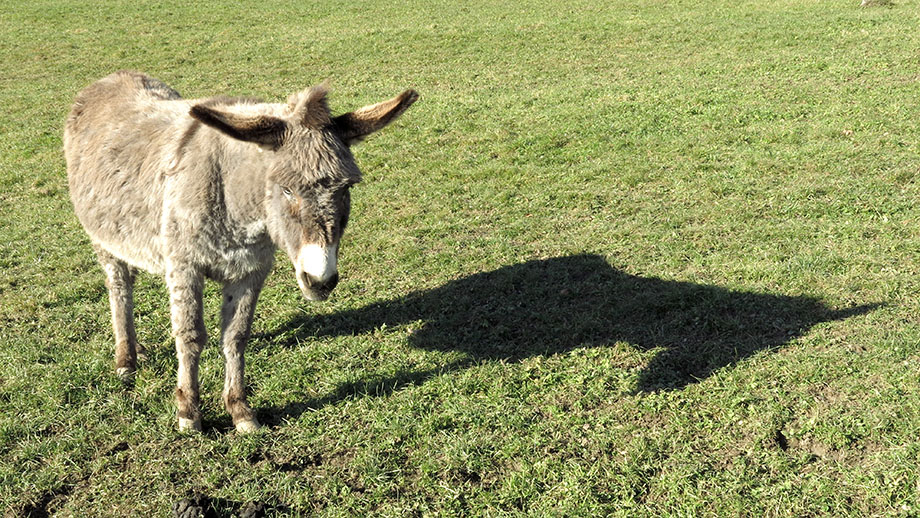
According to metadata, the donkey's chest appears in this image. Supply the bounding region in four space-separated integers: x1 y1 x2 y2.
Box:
172 218 275 281
203 244 274 282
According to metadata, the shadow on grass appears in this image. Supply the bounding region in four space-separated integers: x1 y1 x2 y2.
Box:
261 254 877 422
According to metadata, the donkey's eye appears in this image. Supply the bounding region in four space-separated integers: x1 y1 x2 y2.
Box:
281 186 294 198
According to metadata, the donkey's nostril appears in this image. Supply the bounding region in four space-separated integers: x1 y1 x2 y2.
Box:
301 271 339 292
323 272 339 291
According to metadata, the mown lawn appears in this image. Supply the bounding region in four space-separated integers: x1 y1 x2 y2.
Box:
2 0 920 515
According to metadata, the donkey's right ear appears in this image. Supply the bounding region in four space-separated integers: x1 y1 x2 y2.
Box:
190 103 287 148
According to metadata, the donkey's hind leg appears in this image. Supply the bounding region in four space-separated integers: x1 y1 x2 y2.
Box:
94 246 140 381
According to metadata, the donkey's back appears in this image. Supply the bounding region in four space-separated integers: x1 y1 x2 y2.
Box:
65 71 190 273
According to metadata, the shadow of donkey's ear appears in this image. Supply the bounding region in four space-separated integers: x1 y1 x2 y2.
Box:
827 302 884 322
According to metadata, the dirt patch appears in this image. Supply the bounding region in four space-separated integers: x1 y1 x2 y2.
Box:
15 484 75 518
782 432 885 466
171 495 277 518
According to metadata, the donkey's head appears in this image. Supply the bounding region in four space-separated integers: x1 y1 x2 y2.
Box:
190 85 418 301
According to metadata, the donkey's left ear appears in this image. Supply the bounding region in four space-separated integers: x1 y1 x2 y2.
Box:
332 90 419 145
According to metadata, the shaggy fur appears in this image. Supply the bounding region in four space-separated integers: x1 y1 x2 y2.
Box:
65 71 417 432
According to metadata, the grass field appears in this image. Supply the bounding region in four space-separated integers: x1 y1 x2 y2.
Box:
3 0 920 515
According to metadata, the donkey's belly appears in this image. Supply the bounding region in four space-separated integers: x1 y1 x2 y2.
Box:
94 235 166 274
69 167 167 275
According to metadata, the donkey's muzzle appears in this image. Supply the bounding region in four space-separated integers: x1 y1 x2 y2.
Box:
300 271 339 301
295 242 339 301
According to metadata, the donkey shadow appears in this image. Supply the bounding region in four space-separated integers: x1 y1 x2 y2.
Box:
261 254 876 421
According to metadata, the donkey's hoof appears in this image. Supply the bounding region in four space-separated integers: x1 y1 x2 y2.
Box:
115 367 135 382
178 417 202 432
235 419 261 433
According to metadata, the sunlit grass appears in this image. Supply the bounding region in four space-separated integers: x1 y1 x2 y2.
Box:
2 0 920 515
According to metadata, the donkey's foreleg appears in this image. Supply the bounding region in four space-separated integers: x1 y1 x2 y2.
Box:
220 272 268 433
95 247 140 381
167 266 206 432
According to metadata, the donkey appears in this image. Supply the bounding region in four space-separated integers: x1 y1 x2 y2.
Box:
64 71 417 432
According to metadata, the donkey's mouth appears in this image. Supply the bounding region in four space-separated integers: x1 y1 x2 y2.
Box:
296 268 339 302
301 288 331 302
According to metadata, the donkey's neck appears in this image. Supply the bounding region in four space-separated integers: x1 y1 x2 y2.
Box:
217 141 274 243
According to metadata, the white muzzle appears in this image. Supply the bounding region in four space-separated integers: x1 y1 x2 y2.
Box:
295 243 338 300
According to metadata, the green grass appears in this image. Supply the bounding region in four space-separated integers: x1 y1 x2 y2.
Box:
2 0 920 515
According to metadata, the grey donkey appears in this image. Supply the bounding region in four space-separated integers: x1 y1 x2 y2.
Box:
64 71 417 432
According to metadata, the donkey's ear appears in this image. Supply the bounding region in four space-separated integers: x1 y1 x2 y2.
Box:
288 83 332 129
332 89 419 145
189 103 286 147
